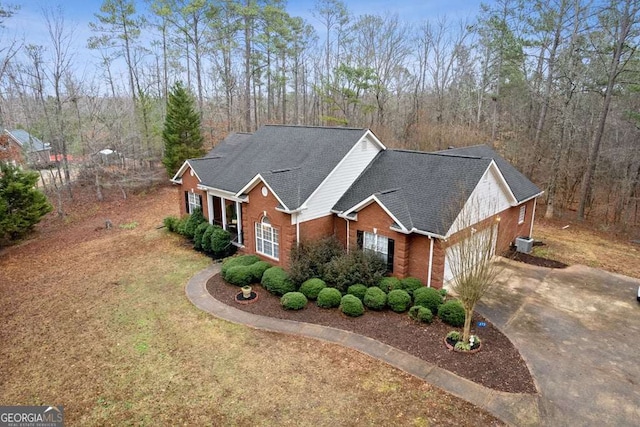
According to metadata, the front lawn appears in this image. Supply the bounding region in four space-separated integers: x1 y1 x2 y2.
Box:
0 185 503 425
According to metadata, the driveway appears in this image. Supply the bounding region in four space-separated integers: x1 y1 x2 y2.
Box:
478 259 640 426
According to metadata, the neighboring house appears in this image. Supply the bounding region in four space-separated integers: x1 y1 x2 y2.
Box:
4 129 52 166
171 125 543 288
0 133 24 165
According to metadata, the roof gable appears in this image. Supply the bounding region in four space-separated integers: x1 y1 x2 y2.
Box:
5 129 50 152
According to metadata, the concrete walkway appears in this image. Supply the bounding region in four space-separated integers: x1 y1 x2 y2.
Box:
185 264 541 426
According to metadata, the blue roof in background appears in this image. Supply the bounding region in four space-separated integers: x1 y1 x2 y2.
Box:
5 129 50 152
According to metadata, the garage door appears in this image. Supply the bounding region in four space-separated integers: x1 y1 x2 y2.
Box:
443 224 497 287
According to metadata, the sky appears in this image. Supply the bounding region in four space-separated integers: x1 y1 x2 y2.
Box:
4 0 489 82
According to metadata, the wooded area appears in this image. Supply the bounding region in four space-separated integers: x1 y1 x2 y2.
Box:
0 0 638 229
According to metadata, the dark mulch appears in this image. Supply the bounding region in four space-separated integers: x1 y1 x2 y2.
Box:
504 246 568 269
207 274 537 394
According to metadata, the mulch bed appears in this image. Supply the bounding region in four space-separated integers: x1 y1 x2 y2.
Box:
504 246 568 269
207 274 537 394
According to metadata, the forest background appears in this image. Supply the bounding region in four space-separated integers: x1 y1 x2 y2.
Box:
0 0 639 231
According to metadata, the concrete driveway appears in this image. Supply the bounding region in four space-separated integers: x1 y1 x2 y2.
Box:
478 259 640 426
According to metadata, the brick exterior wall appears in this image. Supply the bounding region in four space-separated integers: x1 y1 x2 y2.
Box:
298 215 335 243
0 134 24 165
241 182 296 268
178 166 209 219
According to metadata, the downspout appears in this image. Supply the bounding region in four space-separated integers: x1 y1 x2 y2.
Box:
427 237 434 288
295 212 300 247
529 198 537 238
346 218 350 252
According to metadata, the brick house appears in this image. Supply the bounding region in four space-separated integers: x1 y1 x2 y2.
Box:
3 129 51 166
171 125 542 289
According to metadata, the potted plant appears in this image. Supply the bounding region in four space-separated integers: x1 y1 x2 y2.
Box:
241 285 252 299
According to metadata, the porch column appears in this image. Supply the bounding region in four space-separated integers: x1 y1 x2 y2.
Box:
207 193 214 225
236 201 243 245
220 197 227 230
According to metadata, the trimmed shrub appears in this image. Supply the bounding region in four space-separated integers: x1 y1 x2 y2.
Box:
221 255 260 279
438 300 466 327
340 294 364 317
193 222 210 250
413 287 443 314
378 277 401 293
224 265 254 287
200 225 218 253
281 292 308 310
363 286 387 310
163 216 179 232
299 278 327 300
408 306 433 323
400 277 423 296
316 287 342 308
387 289 412 312
261 267 296 296
347 284 368 301
248 261 272 283
289 236 345 285
210 227 233 258
439 288 448 298
176 216 190 236
183 208 206 239
323 250 387 292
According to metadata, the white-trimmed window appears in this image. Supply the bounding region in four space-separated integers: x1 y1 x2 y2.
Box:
188 192 201 214
255 216 279 260
358 230 394 272
518 205 526 224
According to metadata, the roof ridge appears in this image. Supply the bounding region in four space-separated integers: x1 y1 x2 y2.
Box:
263 124 367 131
389 148 488 160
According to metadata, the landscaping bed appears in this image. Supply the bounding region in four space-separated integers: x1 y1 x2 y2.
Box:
505 246 568 269
207 273 537 394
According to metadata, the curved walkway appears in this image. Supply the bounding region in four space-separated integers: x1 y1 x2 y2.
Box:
186 264 541 426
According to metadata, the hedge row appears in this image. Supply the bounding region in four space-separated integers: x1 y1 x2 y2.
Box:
164 209 234 259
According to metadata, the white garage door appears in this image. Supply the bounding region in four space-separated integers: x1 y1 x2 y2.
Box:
443 224 497 288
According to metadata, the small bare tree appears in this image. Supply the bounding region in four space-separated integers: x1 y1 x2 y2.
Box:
446 193 502 343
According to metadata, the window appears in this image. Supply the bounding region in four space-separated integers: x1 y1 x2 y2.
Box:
185 191 202 214
256 216 279 260
518 205 526 224
357 230 395 272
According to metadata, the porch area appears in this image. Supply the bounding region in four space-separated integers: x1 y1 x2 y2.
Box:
207 193 244 246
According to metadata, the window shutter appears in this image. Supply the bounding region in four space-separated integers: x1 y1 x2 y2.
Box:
198 194 203 210
184 192 190 213
357 230 363 249
387 238 395 272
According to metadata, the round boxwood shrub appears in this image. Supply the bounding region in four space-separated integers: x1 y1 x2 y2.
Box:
261 267 296 296
347 284 368 301
221 255 260 279
408 305 433 323
378 277 401 293
340 294 364 317
281 292 308 310
400 277 422 296
413 287 443 314
183 208 206 239
299 278 327 300
224 265 254 287
248 261 272 283
363 286 387 310
387 289 412 312
316 287 342 308
210 227 233 258
438 300 466 327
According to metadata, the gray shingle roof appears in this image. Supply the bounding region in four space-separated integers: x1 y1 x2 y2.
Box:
5 129 50 152
333 150 493 236
188 125 369 210
435 145 542 203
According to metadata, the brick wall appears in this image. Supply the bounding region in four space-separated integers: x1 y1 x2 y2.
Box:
298 215 335 243
242 182 295 268
178 166 209 220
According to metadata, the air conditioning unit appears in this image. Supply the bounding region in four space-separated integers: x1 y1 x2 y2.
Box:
515 236 533 254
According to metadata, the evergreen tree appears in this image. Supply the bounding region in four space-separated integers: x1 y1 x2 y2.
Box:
0 163 52 244
162 81 205 175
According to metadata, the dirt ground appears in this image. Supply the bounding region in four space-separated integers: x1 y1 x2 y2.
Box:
0 185 504 426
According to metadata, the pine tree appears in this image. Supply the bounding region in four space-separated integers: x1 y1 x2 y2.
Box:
0 163 52 244
162 81 205 175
